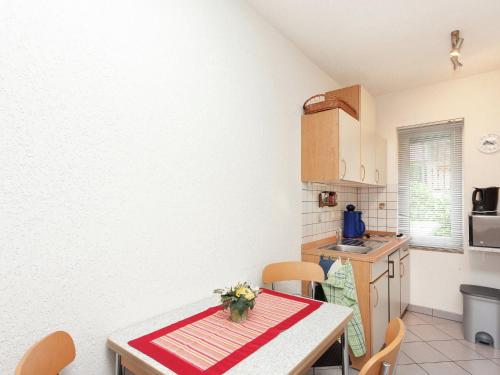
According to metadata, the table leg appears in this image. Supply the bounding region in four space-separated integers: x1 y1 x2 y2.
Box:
115 352 123 375
341 330 349 375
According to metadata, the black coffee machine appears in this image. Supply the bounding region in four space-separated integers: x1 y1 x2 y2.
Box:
472 187 499 215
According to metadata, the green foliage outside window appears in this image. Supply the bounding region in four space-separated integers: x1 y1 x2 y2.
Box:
409 162 451 237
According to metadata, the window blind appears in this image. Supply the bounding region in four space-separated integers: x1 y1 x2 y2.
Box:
398 120 464 252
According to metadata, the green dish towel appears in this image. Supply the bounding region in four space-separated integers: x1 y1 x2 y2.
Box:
321 261 367 357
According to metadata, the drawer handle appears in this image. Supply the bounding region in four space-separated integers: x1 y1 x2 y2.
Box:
361 165 366 181
376 169 380 183
388 260 395 278
373 285 379 307
400 261 405 278
341 159 347 179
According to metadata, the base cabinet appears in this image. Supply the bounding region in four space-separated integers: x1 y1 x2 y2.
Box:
302 240 410 370
388 250 401 320
370 271 389 354
400 254 410 314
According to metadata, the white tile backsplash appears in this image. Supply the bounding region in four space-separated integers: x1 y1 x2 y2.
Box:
302 182 399 243
387 192 398 202
358 183 398 233
387 210 397 219
301 182 358 243
387 201 397 210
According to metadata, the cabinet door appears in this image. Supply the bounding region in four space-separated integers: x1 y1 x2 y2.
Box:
400 254 410 315
389 250 401 320
360 87 377 185
301 110 339 182
375 136 387 186
339 109 361 183
371 271 389 354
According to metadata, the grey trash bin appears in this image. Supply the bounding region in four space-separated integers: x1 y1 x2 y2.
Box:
460 284 500 348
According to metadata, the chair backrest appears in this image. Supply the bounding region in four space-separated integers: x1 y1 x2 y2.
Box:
359 318 405 375
15 331 76 375
262 261 324 284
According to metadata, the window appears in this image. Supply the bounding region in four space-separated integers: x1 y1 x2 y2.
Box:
398 120 463 252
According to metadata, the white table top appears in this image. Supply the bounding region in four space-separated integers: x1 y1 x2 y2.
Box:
108 293 352 375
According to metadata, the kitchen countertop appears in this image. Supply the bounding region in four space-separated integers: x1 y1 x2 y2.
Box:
301 232 410 263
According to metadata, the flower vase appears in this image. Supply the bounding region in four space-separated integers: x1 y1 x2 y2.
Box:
229 305 248 323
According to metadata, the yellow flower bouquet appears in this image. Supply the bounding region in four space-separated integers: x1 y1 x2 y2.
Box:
214 282 261 323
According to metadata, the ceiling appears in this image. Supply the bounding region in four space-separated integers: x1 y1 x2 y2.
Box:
248 0 500 95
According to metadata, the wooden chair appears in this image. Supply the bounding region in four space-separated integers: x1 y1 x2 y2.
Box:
359 318 405 375
262 261 324 298
15 331 76 375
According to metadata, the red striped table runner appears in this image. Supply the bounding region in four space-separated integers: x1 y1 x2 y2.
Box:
128 289 322 374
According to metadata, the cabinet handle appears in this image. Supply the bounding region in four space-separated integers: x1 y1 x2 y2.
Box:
373 284 379 307
376 169 380 183
388 260 395 278
341 159 347 179
400 261 405 278
361 165 366 181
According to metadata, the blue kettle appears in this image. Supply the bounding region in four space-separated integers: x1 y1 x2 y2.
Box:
343 204 366 238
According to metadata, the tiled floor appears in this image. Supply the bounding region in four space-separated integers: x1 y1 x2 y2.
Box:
308 311 500 375
398 311 500 374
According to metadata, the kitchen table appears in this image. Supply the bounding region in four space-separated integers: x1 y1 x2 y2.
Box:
107 292 353 375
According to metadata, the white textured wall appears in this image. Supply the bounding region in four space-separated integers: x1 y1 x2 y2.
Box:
0 1 336 373
376 69 500 315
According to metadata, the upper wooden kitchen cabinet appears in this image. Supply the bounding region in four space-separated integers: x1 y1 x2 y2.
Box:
301 108 361 183
375 135 387 186
360 87 377 185
302 84 387 186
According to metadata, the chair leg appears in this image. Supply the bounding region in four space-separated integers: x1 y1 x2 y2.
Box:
380 361 390 375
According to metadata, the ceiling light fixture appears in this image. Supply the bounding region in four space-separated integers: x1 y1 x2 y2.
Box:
450 30 464 70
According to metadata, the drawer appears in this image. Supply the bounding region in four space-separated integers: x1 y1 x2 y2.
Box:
371 256 388 282
400 244 409 258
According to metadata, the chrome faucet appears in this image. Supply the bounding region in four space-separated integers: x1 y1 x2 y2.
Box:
335 228 343 245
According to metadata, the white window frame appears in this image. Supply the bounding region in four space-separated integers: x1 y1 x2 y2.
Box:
398 119 464 253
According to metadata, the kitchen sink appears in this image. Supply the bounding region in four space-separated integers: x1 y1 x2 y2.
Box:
326 244 372 253
320 238 386 254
